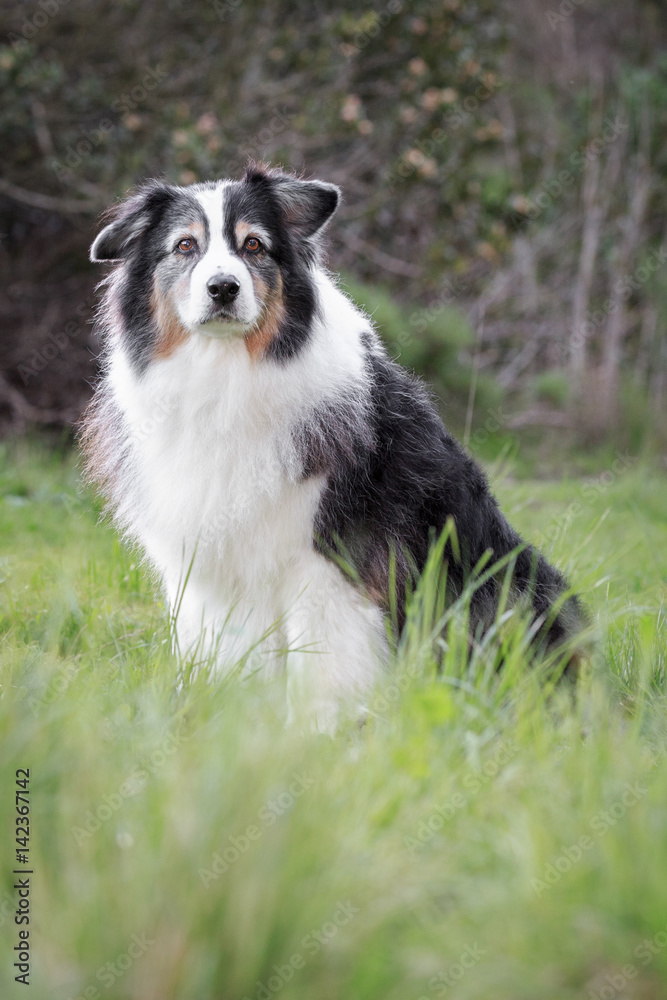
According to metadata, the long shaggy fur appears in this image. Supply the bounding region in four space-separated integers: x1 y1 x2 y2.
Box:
82 164 585 731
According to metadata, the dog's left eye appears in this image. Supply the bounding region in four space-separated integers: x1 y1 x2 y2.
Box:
176 238 196 254
244 236 262 253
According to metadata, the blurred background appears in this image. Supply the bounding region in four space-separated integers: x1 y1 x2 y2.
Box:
2 8 667 998
1 0 666 463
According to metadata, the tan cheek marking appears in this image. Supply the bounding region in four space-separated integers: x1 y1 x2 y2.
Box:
251 273 270 302
151 276 191 360
244 271 285 361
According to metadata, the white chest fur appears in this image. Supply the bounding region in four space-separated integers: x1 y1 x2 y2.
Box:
111 333 322 607
104 274 386 729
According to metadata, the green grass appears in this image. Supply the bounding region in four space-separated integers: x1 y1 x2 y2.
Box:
1 441 666 1000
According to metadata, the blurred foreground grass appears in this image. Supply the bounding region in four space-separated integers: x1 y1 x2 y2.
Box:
0 441 666 1000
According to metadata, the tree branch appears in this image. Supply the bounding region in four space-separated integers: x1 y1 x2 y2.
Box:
0 178 101 215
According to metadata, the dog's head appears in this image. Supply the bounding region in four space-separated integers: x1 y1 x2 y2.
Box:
91 165 340 368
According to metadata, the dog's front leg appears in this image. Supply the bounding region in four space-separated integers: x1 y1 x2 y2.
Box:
168 580 284 684
282 554 387 734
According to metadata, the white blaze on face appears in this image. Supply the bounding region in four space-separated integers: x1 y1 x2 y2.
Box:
178 183 260 335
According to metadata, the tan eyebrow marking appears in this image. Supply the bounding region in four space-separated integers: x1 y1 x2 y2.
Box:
235 220 253 244
182 220 206 246
170 218 205 248
189 219 205 242
235 220 271 248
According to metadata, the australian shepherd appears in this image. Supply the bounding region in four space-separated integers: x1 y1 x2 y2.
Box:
82 163 584 731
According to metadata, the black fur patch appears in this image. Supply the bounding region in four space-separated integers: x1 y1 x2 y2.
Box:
307 344 584 650
92 169 339 370
221 167 337 361
90 171 584 662
94 183 208 374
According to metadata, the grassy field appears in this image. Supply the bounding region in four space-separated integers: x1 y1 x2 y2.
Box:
1 441 666 1000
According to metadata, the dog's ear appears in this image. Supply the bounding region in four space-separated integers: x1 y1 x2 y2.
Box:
90 184 174 262
245 166 340 239
273 177 340 238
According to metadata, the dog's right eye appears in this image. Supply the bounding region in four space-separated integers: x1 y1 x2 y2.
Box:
176 238 196 254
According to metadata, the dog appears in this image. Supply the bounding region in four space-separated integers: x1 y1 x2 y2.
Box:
82 163 585 731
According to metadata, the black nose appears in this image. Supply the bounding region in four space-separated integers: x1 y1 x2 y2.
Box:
207 274 240 304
